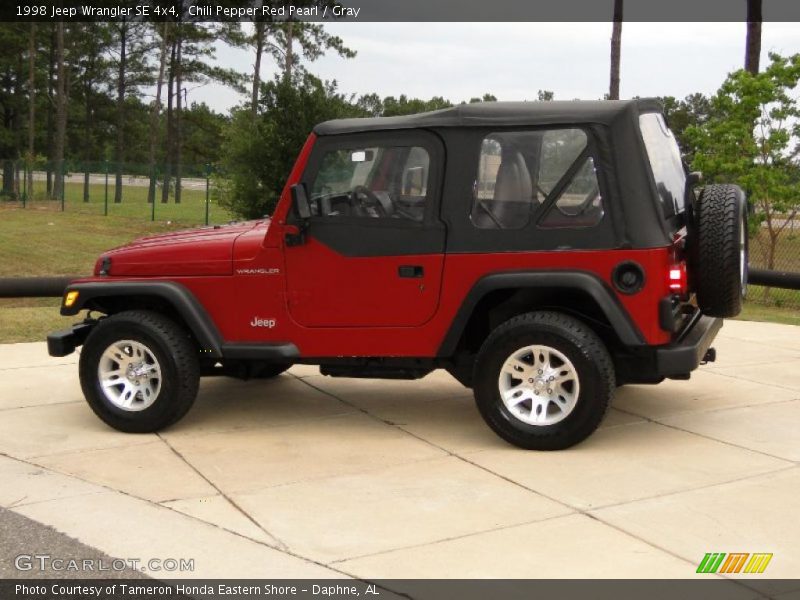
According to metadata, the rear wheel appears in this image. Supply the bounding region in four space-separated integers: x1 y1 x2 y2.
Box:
79 310 200 432
473 311 614 450
692 184 748 317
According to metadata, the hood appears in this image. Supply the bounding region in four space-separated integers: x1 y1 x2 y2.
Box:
97 219 270 277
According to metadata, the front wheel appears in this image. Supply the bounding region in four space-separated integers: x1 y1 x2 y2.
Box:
79 310 200 433
473 311 614 450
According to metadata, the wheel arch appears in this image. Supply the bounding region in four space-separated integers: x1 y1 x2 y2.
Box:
62 281 223 358
438 271 645 359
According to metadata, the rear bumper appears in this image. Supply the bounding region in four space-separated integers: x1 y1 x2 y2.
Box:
654 314 722 377
47 321 95 357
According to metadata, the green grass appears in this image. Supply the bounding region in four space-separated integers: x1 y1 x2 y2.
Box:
737 302 800 327
0 303 75 344
0 208 214 343
0 208 192 277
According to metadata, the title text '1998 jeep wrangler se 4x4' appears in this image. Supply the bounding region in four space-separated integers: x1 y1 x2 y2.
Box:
49 99 747 450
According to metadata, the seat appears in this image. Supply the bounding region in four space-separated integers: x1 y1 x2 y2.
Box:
479 150 533 228
494 150 533 205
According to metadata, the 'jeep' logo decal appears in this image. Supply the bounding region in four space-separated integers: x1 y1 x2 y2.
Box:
250 317 277 328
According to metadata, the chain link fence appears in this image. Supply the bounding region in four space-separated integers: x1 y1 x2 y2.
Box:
747 217 800 309
0 158 232 225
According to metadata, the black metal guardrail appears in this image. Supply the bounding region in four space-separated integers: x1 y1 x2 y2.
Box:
0 276 80 298
0 268 798 300
748 269 800 291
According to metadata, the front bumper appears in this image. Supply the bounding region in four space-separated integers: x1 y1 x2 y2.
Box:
47 320 96 357
654 314 722 377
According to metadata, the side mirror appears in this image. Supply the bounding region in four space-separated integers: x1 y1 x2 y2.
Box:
687 171 703 187
291 183 311 220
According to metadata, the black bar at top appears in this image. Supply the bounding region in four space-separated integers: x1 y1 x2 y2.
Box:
2 0 800 23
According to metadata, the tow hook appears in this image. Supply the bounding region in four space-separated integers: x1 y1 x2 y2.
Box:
701 347 717 365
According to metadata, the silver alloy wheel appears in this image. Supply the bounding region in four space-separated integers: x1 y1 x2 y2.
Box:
497 344 580 426
97 340 162 411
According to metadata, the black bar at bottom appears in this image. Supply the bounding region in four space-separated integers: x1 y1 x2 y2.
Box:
2 579 798 600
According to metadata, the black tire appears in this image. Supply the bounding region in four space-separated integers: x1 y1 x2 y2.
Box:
79 310 200 433
473 311 614 450
692 184 748 318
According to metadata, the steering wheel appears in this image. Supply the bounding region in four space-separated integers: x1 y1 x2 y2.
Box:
351 185 388 217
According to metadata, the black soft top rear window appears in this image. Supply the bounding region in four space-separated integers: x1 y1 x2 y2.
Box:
639 112 687 224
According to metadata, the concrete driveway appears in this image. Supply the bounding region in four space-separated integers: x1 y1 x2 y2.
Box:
0 319 798 580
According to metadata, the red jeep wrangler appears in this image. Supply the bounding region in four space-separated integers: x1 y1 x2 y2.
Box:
48 99 747 450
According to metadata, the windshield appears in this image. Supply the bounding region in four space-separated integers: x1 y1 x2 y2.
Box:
639 112 686 221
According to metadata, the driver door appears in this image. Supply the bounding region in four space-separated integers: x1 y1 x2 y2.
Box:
284 130 446 328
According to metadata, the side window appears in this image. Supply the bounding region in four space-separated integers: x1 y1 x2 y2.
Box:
310 145 429 222
538 157 604 228
470 128 602 230
538 129 588 195
639 112 687 219
472 133 534 230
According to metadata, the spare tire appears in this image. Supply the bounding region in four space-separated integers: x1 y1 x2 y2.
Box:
691 184 748 318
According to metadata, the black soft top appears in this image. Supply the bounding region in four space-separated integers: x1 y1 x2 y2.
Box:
314 98 664 136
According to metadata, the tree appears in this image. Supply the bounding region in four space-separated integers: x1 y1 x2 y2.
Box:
0 24 28 198
45 24 56 196
609 0 623 100
109 20 151 203
537 90 554 102
71 23 113 202
660 93 712 164
745 0 762 75
26 23 35 199
242 18 354 116
217 73 363 219
161 21 244 204
270 21 355 82
250 21 266 117
147 22 169 204
379 95 452 116
180 102 228 166
469 94 498 103
687 53 800 280
52 21 66 201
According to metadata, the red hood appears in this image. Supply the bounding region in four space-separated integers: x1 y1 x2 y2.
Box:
98 219 270 277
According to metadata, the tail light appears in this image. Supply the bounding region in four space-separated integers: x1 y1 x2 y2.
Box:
668 261 688 295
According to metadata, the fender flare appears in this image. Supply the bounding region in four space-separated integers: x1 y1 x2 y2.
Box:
437 270 645 357
61 281 224 358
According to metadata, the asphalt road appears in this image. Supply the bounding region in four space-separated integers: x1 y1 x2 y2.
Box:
0 507 147 580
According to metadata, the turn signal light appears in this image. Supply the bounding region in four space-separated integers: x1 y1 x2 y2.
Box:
64 290 79 308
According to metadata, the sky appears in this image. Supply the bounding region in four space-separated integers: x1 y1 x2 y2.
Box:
190 22 800 114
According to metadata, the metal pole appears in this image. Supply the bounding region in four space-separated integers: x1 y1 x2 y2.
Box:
104 161 109 216
22 160 27 208
205 164 210 226
60 161 65 212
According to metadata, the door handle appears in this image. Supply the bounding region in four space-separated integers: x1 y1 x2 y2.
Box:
398 265 424 278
